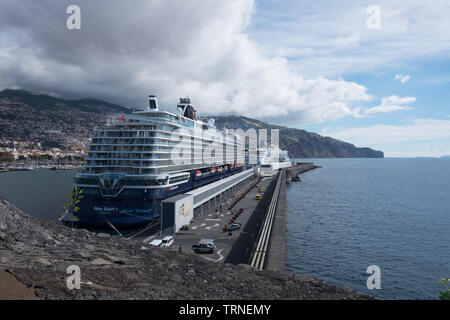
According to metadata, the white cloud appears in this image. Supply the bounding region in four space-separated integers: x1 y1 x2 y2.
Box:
363 95 415 114
385 148 450 158
350 95 415 117
395 74 410 83
0 0 385 126
251 1 450 77
322 118 450 157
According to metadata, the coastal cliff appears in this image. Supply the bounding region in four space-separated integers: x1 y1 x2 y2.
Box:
210 116 384 158
0 198 373 300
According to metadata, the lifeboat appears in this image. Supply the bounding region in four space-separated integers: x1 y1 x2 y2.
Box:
217 166 223 173
209 167 217 174
193 170 202 178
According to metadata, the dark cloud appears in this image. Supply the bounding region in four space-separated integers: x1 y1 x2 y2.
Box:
0 0 374 125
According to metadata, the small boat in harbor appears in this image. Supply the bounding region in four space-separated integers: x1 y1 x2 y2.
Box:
50 165 77 171
0 166 9 173
7 166 34 171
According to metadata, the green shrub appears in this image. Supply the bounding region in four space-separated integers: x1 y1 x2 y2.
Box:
438 278 450 300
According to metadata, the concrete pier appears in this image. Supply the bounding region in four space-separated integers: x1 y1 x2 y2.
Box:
224 174 279 265
247 163 319 271
265 169 286 272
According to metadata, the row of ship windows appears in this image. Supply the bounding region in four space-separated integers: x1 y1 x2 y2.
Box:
86 155 177 160
90 139 239 146
106 116 192 130
93 126 238 139
84 159 235 167
88 144 243 151
90 136 239 146
95 124 177 135
82 163 205 174
85 155 231 162
93 129 176 138
75 175 189 186
89 141 231 148
109 113 225 132
80 187 175 199
86 148 220 155
81 188 150 197
85 158 206 164
93 129 238 141
124 113 201 126
94 126 222 136
87 149 240 158
88 146 173 152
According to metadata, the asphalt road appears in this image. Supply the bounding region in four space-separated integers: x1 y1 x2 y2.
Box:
123 175 274 264
172 177 272 263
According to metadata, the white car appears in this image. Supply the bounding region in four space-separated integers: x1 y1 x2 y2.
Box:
149 239 163 247
161 236 174 247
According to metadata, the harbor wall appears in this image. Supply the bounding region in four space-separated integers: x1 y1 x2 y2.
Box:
224 172 280 265
286 163 320 181
265 169 286 272
263 163 320 271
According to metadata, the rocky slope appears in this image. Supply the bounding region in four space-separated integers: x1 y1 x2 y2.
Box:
0 198 373 300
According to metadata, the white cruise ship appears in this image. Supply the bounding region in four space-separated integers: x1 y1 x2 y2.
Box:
62 96 244 227
259 146 291 177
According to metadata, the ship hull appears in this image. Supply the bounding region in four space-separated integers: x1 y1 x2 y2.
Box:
64 167 243 228
64 196 160 228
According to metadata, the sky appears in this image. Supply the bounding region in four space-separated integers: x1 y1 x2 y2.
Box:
0 0 449 157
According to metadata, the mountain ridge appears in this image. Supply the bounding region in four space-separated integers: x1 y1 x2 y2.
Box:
208 115 383 158
0 89 383 158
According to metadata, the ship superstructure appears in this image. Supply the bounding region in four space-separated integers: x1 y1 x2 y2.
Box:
64 96 244 227
260 146 291 177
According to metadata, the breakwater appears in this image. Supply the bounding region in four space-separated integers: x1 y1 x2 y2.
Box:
224 172 280 265
286 163 320 182
265 169 287 272
226 163 319 272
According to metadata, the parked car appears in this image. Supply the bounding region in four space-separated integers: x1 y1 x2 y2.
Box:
191 243 215 254
149 239 163 247
226 223 241 231
161 236 174 247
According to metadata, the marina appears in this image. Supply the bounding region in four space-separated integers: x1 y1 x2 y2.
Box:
0 164 83 172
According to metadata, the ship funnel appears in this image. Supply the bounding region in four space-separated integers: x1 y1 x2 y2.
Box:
148 95 159 110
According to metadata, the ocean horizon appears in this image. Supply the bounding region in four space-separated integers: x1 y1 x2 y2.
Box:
286 158 450 299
